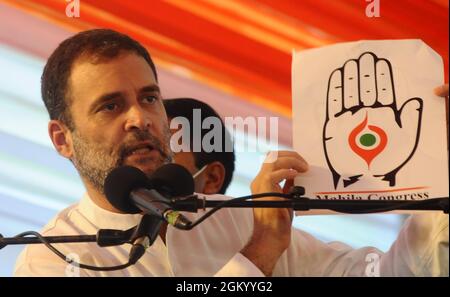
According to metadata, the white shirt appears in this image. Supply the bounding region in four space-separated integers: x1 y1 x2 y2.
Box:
14 193 448 276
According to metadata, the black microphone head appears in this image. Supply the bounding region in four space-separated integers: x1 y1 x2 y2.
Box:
104 163 195 214
104 166 149 214
150 163 194 198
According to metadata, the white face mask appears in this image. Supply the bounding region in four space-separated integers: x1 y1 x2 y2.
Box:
192 164 208 180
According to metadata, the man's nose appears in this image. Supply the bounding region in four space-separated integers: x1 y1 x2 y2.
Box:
124 105 152 131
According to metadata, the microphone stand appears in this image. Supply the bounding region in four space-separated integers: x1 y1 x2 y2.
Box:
0 213 168 251
1 214 164 257
127 214 164 264
1 188 446 270
2 184 447 261
0 228 133 250
171 187 449 214
1 214 166 271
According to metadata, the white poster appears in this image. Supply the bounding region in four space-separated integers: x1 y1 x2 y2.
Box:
292 40 448 211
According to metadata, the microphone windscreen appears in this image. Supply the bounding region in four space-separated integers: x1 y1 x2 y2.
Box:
104 163 195 214
150 163 195 198
104 166 149 214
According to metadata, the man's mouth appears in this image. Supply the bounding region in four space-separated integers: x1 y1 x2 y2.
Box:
130 146 153 155
125 143 157 157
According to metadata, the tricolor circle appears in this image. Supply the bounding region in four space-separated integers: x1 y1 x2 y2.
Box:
355 130 381 150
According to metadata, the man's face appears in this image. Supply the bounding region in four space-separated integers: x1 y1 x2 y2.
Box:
66 52 172 193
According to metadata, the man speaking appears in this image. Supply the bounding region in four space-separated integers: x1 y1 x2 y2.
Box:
14 29 448 276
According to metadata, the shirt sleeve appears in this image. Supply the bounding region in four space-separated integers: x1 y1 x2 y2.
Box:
281 212 448 276
14 245 91 277
214 253 265 277
380 212 448 276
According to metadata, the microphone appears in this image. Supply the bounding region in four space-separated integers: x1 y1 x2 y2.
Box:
104 163 195 229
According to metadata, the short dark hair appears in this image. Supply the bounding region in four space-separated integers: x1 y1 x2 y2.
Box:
41 29 157 129
163 98 235 194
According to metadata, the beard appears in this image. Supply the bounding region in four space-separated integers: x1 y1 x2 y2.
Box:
71 128 173 194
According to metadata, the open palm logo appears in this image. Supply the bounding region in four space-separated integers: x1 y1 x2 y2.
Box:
323 52 423 189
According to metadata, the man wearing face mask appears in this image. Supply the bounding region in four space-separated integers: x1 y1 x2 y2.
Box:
152 98 235 247
14 29 448 277
163 98 235 195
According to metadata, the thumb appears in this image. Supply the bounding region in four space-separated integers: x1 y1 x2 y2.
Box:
434 84 449 98
399 98 423 135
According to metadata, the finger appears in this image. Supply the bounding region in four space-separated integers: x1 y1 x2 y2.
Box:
264 151 308 168
376 59 395 106
269 169 299 185
434 84 449 97
358 53 377 106
327 68 343 118
343 60 359 109
272 156 308 173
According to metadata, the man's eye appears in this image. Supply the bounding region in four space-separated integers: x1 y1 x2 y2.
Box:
143 95 158 104
101 103 118 112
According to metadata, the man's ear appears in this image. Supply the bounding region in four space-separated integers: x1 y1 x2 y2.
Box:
202 161 226 195
48 120 74 159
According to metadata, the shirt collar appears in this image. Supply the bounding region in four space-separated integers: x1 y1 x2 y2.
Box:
78 192 143 230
